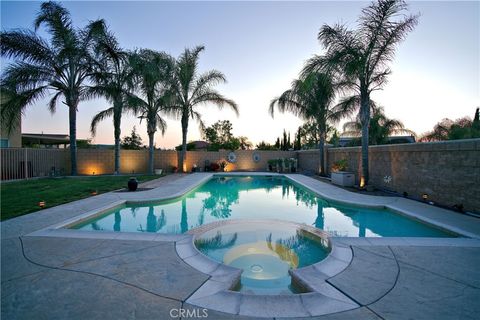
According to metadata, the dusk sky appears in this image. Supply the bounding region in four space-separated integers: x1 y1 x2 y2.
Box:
1 1 479 149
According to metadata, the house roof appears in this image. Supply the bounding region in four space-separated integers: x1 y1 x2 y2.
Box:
191 140 210 149
22 133 70 145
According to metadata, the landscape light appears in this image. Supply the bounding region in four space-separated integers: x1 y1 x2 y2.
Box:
360 177 365 188
422 194 428 201
38 201 46 208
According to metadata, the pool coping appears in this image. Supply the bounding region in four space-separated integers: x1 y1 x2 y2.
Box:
176 219 358 317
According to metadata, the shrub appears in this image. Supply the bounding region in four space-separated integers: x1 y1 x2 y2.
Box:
331 159 348 172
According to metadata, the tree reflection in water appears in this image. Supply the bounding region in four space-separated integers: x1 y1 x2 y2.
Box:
130 207 139 218
178 177 330 232
200 178 240 219
181 198 188 233
113 212 121 231
268 230 327 267
265 233 299 268
195 231 238 250
90 222 103 230
137 207 167 232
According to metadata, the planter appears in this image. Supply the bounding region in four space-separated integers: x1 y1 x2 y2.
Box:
331 171 355 187
154 169 163 175
127 177 138 191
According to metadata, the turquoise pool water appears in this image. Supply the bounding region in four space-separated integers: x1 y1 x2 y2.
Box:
195 222 329 294
73 176 453 237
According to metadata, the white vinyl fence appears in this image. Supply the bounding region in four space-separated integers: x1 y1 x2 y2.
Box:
0 148 68 181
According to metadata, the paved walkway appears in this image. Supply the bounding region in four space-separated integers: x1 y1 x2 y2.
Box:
2 174 480 319
2 236 479 319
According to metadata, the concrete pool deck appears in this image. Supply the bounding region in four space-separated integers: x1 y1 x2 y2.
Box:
2 173 480 319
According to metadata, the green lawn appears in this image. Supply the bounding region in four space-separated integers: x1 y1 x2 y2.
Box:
0 175 160 221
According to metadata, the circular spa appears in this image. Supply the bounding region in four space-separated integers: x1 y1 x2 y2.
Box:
193 221 331 295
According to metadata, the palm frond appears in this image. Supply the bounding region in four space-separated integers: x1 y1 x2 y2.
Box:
0 30 54 65
190 91 238 115
48 91 62 114
90 107 114 136
156 114 167 135
0 85 49 134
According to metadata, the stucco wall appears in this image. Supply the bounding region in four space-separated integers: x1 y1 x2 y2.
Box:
322 139 479 213
0 117 21 148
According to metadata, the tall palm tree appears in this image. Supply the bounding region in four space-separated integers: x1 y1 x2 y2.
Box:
88 23 134 174
342 106 416 145
169 46 238 172
270 72 346 175
0 1 103 175
128 49 174 174
303 0 419 185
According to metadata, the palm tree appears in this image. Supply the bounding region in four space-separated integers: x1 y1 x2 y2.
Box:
342 106 415 145
0 1 104 175
238 136 253 150
88 23 135 174
128 49 175 174
303 0 419 185
169 46 238 172
270 72 346 175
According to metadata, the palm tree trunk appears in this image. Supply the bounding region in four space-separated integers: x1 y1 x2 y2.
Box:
69 104 77 176
360 93 370 186
148 132 154 174
179 114 188 173
318 135 325 176
113 109 121 175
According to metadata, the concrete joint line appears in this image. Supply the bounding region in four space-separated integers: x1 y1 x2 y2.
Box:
18 237 182 304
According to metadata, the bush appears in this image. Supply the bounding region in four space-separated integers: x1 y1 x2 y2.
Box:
210 163 220 171
332 159 348 172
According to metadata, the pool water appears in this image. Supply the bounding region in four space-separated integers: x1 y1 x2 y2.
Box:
73 176 453 237
195 222 329 294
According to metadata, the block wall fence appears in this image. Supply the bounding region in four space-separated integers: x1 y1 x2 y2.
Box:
320 139 480 214
70 149 296 175
1 139 478 212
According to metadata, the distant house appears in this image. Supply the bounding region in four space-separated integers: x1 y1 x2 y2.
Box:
191 140 210 150
22 133 70 148
0 118 22 148
176 140 210 151
22 134 95 149
338 135 416 147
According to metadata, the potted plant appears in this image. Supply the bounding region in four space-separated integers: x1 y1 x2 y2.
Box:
284 158 291 173
290 158 297 173
331 159 348 172
219 160 228 172
267 159 276 172
276 158 283 173
210 162 220 172
171 166 178 173
330 159 355 187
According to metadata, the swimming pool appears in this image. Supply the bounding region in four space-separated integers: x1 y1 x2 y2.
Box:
195 221 330 294
72 175 454 237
